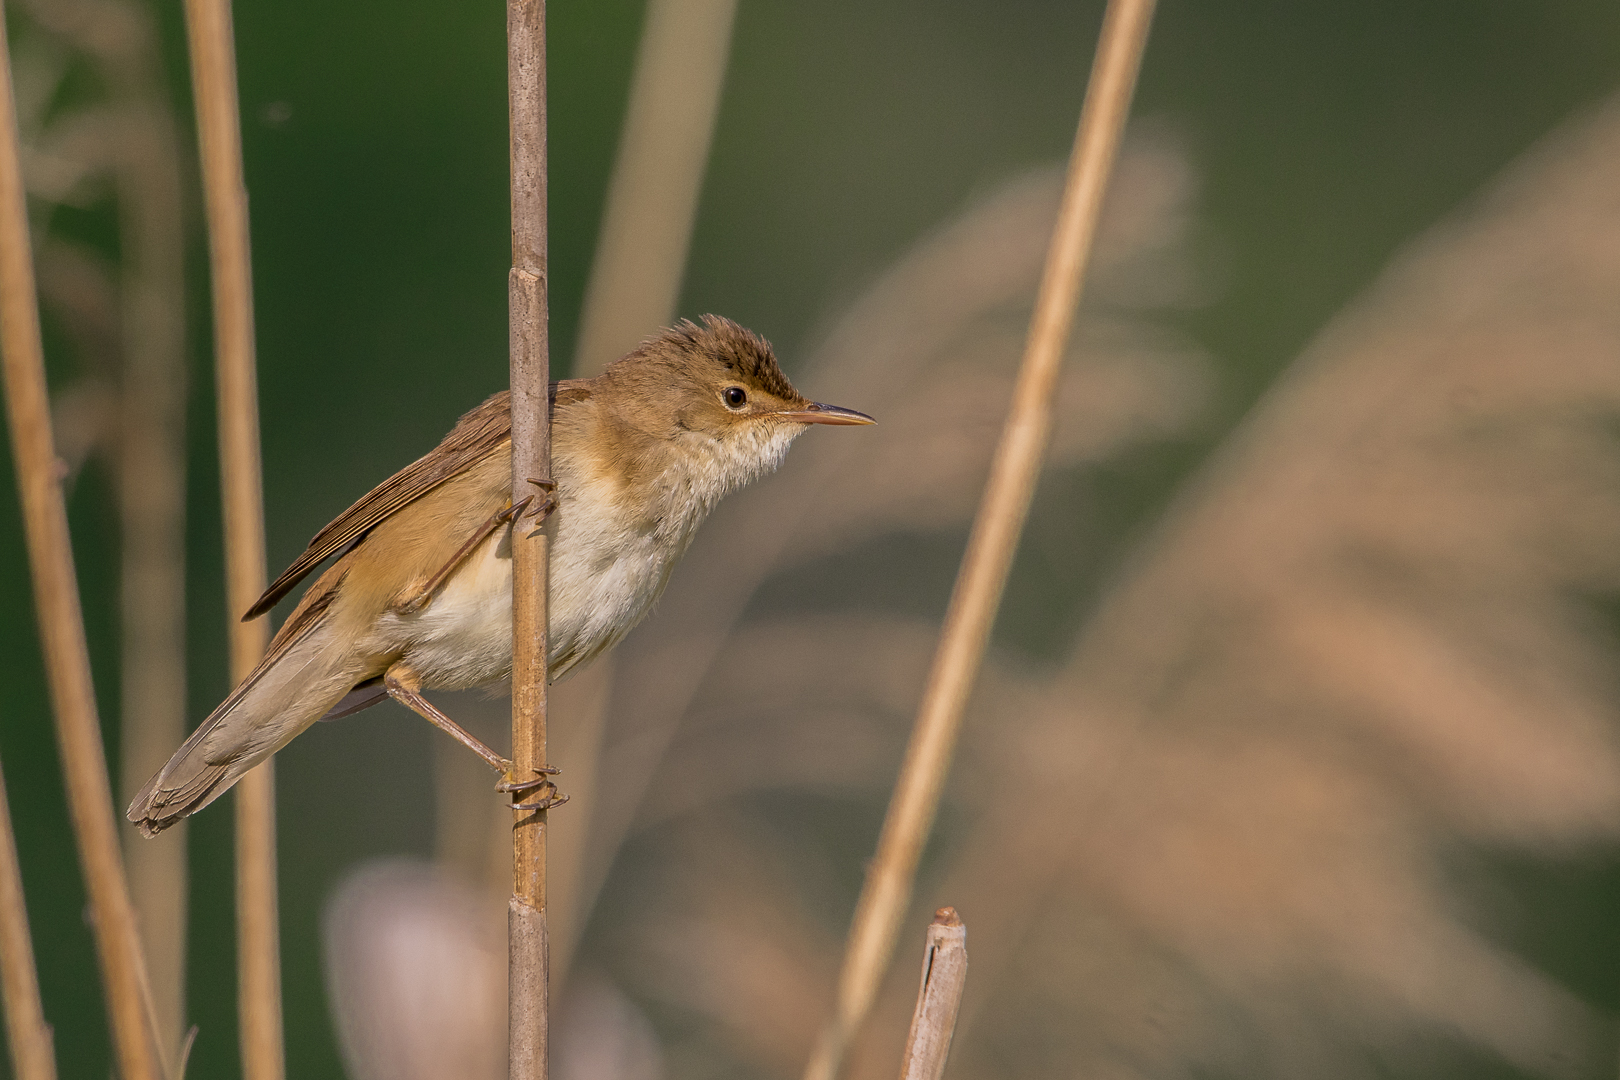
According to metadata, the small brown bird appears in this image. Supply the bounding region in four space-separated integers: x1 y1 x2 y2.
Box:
128 316 872 836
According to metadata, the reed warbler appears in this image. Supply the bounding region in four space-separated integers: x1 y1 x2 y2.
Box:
128 316 873 836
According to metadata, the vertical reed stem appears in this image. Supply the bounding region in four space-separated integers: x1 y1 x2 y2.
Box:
112 39 191 1066
803 3 1157 1078
0 758 56 1080
0 6 162 1078
508 0 551 1077
181 1 284 1077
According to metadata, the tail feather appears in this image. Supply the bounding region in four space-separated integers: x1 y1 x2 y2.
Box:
127 735 234 838
127 592 370 836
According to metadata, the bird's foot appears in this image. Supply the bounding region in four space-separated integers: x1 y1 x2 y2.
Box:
494 761 559 792
522 477 557 535
510 784 569 812
503 494 536 520
496 762 567 809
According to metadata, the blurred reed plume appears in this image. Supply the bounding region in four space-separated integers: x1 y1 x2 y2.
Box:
8 0 189 1063
587 94 1620 1077
630 93 1620 1079
324 89 1620 1080
325 861 506 1080
326 859 667 1080
327 125 1210 1076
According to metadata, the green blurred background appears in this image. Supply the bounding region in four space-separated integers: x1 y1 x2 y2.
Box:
4 0 1620 1076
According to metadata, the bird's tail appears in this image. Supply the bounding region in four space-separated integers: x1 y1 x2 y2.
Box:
127 596 364 837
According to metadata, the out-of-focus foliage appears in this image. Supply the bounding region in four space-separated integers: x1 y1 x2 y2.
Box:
7 1 1620 1079
331 104 1620 1080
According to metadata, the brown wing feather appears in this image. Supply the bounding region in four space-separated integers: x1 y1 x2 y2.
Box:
244 382 591 620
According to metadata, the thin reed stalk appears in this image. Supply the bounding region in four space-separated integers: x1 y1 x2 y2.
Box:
180 1 284 1077
897 909 966 1080
802 3 1158 1078
10 0 193 1053
507 0 552 1077
106 6 190 1061
0 6 163 1078
0 758 56 1080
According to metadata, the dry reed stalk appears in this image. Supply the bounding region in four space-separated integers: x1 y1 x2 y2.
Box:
896 909 966 1080
0 758 56 1080
115 170 189 1079
507 0 552 1077
104 5 190 1060
9 0 193 1051
539 665 606 981
561 168 1098 968
0 7 163 1078
592 97 1620 1078
180 0 283 1077
802 3 1158 1078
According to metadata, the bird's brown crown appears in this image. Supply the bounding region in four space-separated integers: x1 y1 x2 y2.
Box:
611 315 805 406
667 315 798 399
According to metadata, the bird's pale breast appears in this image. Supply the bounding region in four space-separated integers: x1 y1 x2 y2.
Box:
364 446 710 689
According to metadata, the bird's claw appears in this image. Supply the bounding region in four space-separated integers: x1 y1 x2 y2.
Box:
522 478 557 535
495 762 561 794
510 787 569 812
497 762 567 810
499 494 536 523
498 765 567 811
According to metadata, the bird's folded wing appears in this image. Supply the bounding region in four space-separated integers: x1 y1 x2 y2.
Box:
245 391 514 619
243 381 593 621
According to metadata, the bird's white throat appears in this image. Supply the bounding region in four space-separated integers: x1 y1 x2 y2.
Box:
672 418 805 516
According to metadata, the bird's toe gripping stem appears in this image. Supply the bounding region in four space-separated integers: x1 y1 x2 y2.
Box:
497 762 567 810
521 477 557 536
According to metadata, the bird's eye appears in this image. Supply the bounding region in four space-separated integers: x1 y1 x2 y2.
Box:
723 386 747 408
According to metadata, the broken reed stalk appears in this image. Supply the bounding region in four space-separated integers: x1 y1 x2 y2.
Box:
898 909 967 1080
181 0 285 1077
0 7 163 1079
508 0 551 1078
802 3 1158 1078
0 758 56 1080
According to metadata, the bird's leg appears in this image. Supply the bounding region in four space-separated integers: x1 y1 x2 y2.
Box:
392 495 537 614
383 666 507 769
382 664 566 805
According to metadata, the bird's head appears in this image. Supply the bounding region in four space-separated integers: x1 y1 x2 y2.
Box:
602 315 874 494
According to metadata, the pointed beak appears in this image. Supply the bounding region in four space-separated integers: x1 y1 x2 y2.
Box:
773 402 876 426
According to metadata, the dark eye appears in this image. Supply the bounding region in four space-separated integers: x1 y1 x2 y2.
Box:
723 386 747 408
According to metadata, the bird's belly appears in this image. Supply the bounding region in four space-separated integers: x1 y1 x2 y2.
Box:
383 531 516 690
548 521 674 677
379 506 680 689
